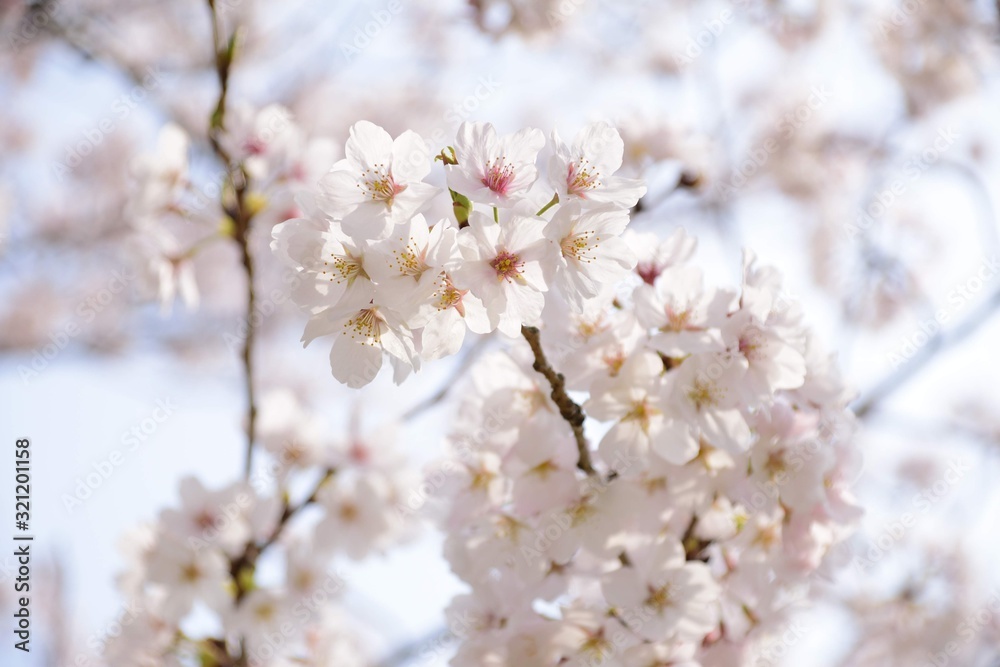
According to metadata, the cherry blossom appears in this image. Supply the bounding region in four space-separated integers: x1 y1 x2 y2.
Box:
585 350 697 469
101 112 864 667
601 537 721 642
303 286 417 388
144 535 232 620
447 121 546 208
544 202 636 310
549 121 647 208
451 210 555 336
320 120 439 241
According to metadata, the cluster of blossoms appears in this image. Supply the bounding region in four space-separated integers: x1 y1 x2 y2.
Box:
8 0 994 659
103 389 413 666
423 233 862 665
271 119 645 387
125 104 334 312
269 118 863 665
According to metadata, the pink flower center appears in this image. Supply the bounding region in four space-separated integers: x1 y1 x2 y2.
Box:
434 274 469 316
344 307 383 345
359 163 407 207
243 136 268 155
636 261 662 285
567 159 600 197
279 206 302 223
482 157 515 195
490 251 522 282
348 441 370 464
560 230 599 262
194 510 216 531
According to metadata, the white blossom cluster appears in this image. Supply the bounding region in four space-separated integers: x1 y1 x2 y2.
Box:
118 112 863 666
270 119 645 387
124 104 335 313
102 389 414 666
265 117 863 665
425 233 863 666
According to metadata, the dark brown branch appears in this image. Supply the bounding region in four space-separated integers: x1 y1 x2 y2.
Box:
681 515 710 562
521 325 597 476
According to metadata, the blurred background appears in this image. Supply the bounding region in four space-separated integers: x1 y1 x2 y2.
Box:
1 0 1000 664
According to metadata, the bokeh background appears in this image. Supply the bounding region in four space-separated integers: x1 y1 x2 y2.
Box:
1 0 1000 664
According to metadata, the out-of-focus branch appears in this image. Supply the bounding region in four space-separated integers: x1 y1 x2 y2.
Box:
400 335 490 422
236 224 257 480
259 468 335 554
203 0 257 480
868 411 1000 447
936 157 1000 259
632 169 700 216
521 325 597 476
853 287 1000 418
27 1 200 137
228 468 336 601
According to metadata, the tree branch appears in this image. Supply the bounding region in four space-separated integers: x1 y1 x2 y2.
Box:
229 468 336 604
853 287 1000 418
400 335 490 422
202 0 257 479
521 325 597 476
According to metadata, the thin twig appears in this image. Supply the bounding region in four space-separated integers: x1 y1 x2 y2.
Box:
521 325 597 476
853 288 1000 418
203 0 257 479
228 468 336 602
238 237 257 479
260 468 336 553
30 2 203 137
400 335 490 422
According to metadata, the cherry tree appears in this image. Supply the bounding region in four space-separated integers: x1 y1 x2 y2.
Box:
2 0 999 666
